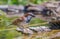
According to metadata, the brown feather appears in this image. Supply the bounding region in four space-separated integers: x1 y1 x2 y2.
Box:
12 18 23 25
12 13 30 25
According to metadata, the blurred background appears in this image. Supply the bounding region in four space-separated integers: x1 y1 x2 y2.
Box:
0 0 60 39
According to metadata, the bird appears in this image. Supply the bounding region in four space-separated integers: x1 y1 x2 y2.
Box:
12 13 35 35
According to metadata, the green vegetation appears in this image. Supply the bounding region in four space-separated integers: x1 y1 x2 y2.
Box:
0 30 22 39
0 10 21 39
30 18 46 24
29 0 49 4
11 0 19 5
0 0 49 5
0 0 8 5
0 10 12 29
0 10 48 39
